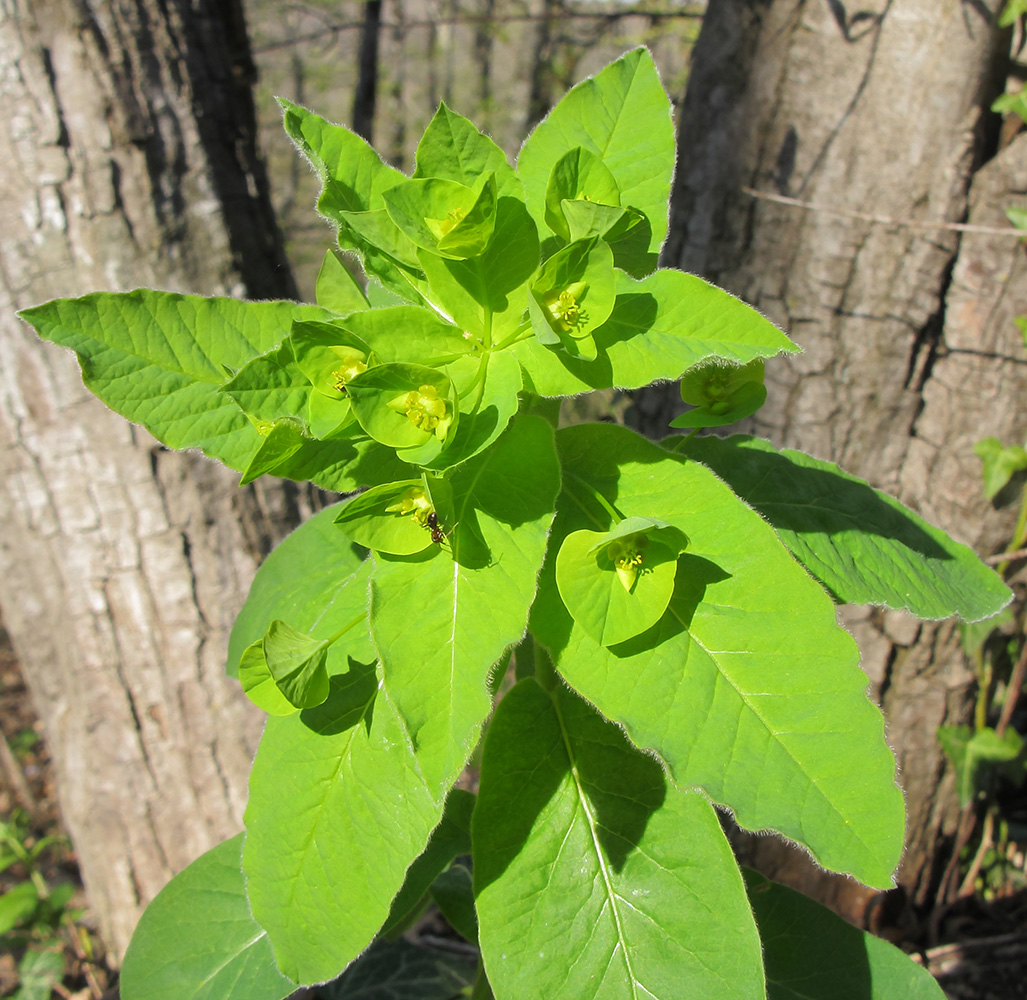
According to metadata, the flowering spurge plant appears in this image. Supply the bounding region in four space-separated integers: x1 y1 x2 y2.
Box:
20 49 1011 1000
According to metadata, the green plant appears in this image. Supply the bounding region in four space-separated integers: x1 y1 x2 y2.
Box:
0 812 77 999
19 49 1010 1000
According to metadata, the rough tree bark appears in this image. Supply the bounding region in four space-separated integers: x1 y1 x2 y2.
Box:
0 0 317 961
659 0 1027 918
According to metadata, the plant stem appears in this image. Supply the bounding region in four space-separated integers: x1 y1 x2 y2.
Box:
326 612 369 647
564 469 622 524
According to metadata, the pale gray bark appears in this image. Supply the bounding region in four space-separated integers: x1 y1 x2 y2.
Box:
0 0 312 960
660 0 1026 914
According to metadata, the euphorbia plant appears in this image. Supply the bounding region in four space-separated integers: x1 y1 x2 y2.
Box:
20 49 1010 1000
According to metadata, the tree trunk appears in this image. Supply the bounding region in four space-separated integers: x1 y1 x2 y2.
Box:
352 0 383 144
0 0 313 961
660 0 1025 918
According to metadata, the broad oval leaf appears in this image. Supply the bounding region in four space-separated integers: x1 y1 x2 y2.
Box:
676 434 1011 622
474 679 765 1000
120 834 295 1000
532 423 905 888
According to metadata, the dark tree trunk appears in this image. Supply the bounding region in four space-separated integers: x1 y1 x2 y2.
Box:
0 0 314 961
352 0 383 144
659 0 1025 920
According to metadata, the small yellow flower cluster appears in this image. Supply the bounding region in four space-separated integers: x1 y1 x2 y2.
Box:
425 206 467 241
606 533 648 592
329 356 367 392
385 486 433 527
387 384 451 438
544 281 589 333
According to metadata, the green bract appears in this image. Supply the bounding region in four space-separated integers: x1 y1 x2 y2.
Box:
20 47 1003 1000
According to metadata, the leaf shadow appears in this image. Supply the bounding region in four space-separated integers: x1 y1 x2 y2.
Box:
299 658 378 737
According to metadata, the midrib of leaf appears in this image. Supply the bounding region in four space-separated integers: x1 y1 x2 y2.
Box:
550 687 643 1000
196 930 268 990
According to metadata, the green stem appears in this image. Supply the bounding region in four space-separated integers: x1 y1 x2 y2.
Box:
325 611 368 647
997 485 1027 576
493 320 533 351
564 469 622 525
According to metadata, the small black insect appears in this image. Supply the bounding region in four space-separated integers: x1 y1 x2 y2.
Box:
426 510 445 545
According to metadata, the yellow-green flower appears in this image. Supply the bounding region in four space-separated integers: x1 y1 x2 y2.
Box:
543 281 589 334
605 533 649 592
385 486 433 526
386 384 453 439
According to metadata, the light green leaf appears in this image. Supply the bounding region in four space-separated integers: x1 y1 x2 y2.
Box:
512 267 797 396
269 435 414 493
532 424 904 888
671 358 767 429
339 306 474 365
527 237 615 360
938 724 1026 808
346 363 456 462
974 435 1027 499
678 434 1012 622
19 291 328 470
381 789 474 938
414 103 521 197
119 834 295 1000
518 48 674 266
278 99 427 304
474 679 765 1000
315 251 369 315
238 639 298 716
318 939 475 1000
239 420 307 486
370 415 560 796
243 662 444 985
423 351 523 471
543 146 621 241
227 505 372 678
746 871 946 1000
0 882 38 935
334 480 437 555
384 174 498 260
257 620 331 709
555 520 683 646
13 949 65 1000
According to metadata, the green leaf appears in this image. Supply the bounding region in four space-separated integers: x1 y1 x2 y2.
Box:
19 291 328 470
677 434 1012 622
671 358 767 429
746 871 946 999
938 724 1026 808
0 882 38 935
527 237 616 360
974 435 1027 499
239 420 307 486
227 505 372 678
518 48 674 267
991 84 1027 124
238 639 298 717
414 103 521 197
511 267 797 396
1006 206 1027 231
430 863 477 945
423 350 522 471
243 661 444 985
384 174 498 260
318 939 475 1000
335 480 439 555
543 146 622 241
315 251 369 314
999 1 1027 29
13 949 65 1000
258 619 331 709
532 424 904 887
381 789 474 938
339 306 474 365
555 519 684 646
473 679 765 1000
119 834 296 1000
278 99 427 304
346 362 456 458
370 415 561 796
